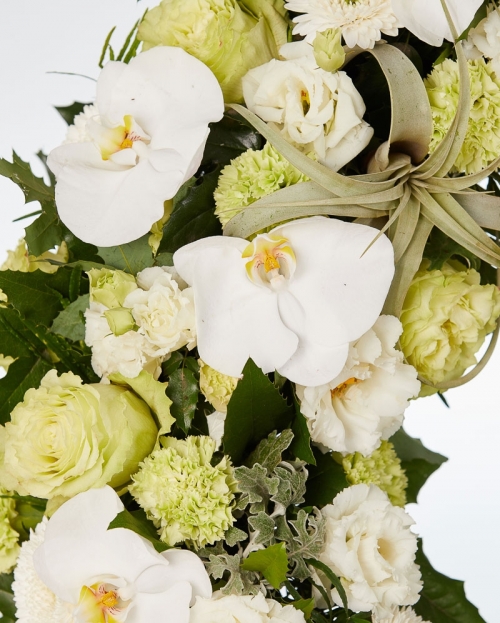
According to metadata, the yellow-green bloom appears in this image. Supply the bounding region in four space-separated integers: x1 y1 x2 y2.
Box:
130 436 237 548
0 370 159 504
87 268 138 309
338 441 408 507
313 28 345 73
214 143 309 226
425 58 500 174
401 260 500 391
199 358 238 412
0 487 20 573
138 0 288 102
1 239 68 274
104 307 137 336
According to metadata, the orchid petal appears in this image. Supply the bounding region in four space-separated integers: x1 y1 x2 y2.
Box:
160 550 212 601
127 582 192 623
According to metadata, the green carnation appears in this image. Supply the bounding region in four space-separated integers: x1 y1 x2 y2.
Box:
130 436 237 547
338 441 408 508
199 359 238 412
0 488 20 573
401 260 500 392
425 58 500 174
138 0 288 102
214 143 309 226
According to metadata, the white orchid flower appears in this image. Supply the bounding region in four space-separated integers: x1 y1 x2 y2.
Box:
392 0 483 46
33 486 212 623
173 217 394 387
48 47 224 247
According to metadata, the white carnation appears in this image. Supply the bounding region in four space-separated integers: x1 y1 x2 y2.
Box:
125 266 197 357
13 519 76 623
465 4 500 76
319 484 422 617
242 41 373 171
190 592 306 623
296 315 420 456
373 606 429 623
63 104 99 144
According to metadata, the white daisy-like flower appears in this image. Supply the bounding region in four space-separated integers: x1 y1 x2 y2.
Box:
12 519 76 623
63 105 99 144
284 0 400 49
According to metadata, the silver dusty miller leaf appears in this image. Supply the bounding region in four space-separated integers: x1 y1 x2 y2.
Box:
246 429 294 472
234 464 279 514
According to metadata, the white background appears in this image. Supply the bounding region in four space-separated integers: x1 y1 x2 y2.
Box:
0 2 499 621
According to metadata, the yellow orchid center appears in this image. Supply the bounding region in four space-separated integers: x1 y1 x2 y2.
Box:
77 582 130 623
331 377 359 399
94 115 150 161
242 233 296 290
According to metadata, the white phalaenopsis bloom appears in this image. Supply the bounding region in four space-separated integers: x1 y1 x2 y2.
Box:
319 484 422 617
48 47 224 246
296 315 420 456
373 606 430 623
173 217 394 386
30 487 211 623
284 0 399 49
465 4 500 76
391 0 483 46
242 42 374 171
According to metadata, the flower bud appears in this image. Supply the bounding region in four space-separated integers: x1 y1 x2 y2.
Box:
104 307 136 336
313 28 345 73
87 268 138 309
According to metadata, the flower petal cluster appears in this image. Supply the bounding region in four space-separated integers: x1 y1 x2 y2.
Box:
465 4 500 76
1 239 68 274
339 440 408 507
214 143 309 226
0 370 158 502
297 316 419 455
0 487 20 574
285 0 399 49
190 592 307 623
174 217 394 386
138 0 288 103
199 359 239 412
63 104 99 144
400 260 500 390
392 0 482 47
130 436 237 548
425 57 500 174
243 42 373 171
48 47 224 246
28 487 212 622
319 484 422 616
373 606 430 623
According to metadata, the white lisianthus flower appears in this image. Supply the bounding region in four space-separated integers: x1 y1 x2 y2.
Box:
373 606 430 623
48 47 224 246
465 4 500 76
125 267 197 357
174 216 394 387
242 42 374 171
284 0 399 49
391 0 483 47
30 487 211 623
296 315 420 456
319 484 422 617
190 592 307 623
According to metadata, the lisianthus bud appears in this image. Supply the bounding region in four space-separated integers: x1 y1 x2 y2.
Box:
138 0 288 102
87 268 138 309
400 260 500 392
104 307 136 336
0 370 159 503
313 28 345 73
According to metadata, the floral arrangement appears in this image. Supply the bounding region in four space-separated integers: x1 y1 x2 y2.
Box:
0 1 499 623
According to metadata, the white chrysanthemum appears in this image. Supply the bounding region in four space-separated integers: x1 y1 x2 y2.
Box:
63 105 100 144
297 315 420 456
319 484 422 617
125 267 197 357
373 606 429 623
13 518 76 623
285 0 399 49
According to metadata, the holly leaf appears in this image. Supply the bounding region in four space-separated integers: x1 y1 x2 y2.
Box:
303 450 348 507
246 429 294 472
390 429 447 504
242 542 289 589
0 152 54 204
97 234 154 275
51 294 89 341
25 202 64 256
414 540 486 623
0 573 15 623
108 508 169 553
224 359 295 464
166 366 199 434
55 101 91 125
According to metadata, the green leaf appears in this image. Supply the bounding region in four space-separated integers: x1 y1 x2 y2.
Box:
424 228 481 271
306 558 349 615
0 573 15 623
158 169 223 254
108 508 169 553
291 408 316 465
161 351 184 377
51 294 89 341
246 429 294 472
241 542 289 589
390 428 447 504
97 234 154 275
414 540 486 623
291 598 315 619
0 151 54 205
10 495 46 540
55 101 91 125
303 450 348 507
223 359 295 464
203 112 263 167
234 463 279 514
25 203 64 256
166 366 199 434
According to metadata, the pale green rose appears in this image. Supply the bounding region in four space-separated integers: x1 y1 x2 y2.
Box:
336 441 408 507
0 487 20 573
130 436 238 548
199 358 239 412
104 307 137 336
138 0 288 102
0 370 159 503
1 239 68 274
313 28 345 73
87 268 138 309
401 260 500 391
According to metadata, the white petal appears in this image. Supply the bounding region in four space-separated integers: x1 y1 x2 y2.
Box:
160 550 212 601
127 582 192 623
278 336 349 386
